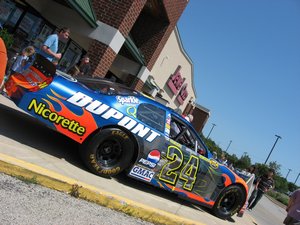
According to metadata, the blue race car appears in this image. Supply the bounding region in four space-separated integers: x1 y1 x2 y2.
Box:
4 54 248 219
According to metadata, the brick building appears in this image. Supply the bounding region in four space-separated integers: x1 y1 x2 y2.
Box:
1 0 209 131
1 0 188 89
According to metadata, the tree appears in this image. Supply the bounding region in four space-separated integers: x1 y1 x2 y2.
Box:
255 163 269 177
288 182 298 193
274 176 288 193
0 28 14 48
268 161 282 176
235 153 251 169
202 137 223 158
226 153 238 166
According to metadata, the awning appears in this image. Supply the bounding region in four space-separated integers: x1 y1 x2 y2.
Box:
124 35 146 66
66 0 97 28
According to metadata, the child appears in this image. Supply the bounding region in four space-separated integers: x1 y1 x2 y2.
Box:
11 46 35 74
0 46 35 94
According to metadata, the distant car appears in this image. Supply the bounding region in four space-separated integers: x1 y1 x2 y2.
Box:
4 54 248 219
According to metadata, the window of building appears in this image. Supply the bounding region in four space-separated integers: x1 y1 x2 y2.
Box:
137 103 165 133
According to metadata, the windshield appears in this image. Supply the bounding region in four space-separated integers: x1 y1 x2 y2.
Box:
77 77 139 96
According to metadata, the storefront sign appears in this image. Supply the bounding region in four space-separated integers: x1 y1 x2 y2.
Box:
176 83 188 105
167 66 185 95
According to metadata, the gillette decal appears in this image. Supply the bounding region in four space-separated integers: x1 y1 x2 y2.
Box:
66 92 161 142
139 150 161 168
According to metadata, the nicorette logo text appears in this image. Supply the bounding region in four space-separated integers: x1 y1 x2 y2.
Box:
27 99 86 136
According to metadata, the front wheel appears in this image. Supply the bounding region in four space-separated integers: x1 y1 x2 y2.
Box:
79 128 135 177
212 185 246 219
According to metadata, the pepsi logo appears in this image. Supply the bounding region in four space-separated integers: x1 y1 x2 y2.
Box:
147 150 161 164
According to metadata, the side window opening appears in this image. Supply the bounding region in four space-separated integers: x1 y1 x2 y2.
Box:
170 116 206 157
137 103 165 133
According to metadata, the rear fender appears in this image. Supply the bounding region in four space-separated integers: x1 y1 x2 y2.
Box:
5 54 56 97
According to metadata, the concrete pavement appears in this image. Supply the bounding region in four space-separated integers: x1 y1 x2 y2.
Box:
0 94 257 225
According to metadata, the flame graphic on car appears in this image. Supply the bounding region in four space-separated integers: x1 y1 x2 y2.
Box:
42 90 98 143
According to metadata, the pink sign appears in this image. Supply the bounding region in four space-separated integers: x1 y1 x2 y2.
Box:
167 66 185 95
176 83 188 105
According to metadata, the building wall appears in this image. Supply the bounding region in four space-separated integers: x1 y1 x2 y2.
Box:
7 0 189 91
150 28 196 112
192 105 210 132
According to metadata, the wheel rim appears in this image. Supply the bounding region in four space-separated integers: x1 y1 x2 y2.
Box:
96 137 122 167
219 192 237 213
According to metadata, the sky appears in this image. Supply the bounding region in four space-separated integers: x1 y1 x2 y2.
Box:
177 0 300 185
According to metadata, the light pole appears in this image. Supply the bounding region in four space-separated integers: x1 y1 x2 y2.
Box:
206 123 216 139
294 173 300 185
285 169 292 180
264 135 282 165
225 140 232 152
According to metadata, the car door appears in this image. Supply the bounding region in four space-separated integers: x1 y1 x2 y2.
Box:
157 115 224 205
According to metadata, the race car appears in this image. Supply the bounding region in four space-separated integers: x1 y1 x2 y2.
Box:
4 54 248 219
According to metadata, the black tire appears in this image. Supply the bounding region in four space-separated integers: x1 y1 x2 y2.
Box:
212 185 246 219
79 128 135 177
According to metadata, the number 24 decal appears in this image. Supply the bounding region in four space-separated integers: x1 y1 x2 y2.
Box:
159 145 199 191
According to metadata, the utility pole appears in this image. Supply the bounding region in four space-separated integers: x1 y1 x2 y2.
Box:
294 173 300 185
225 140 232 152
285 169 292 180
206 123 216 139
264 135 282 165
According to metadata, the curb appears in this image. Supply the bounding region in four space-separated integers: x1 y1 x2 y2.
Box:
265 194 287 209
0 153 205 225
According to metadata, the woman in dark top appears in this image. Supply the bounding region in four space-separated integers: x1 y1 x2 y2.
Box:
247 168 275 210
78 55 91 76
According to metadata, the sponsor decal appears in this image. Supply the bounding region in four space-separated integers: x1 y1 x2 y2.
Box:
126 106 137 118
147 150 161 164
67 92 160 142
209 159 219 169
139 158 156 168
27 99 86 136
116 96 139 105
165 113 171 135
139 150 161 168
129 165 155 182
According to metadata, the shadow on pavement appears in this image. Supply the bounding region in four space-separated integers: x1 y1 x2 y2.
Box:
0 102 84 170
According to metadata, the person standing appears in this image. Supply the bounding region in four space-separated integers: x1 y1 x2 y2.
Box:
247 168 275 210
0 46 35 93
183 114 193 123
39 27 70 63
0 36 7 85
10 46 35 74
78 55 91 76
245 165 257 207
218 152 228 166
283 189 300 225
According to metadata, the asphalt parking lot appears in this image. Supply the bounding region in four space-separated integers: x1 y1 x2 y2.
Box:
0 94 257 225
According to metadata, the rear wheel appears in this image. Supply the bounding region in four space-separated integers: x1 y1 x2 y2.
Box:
212 185 246 219
79 128 135 177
